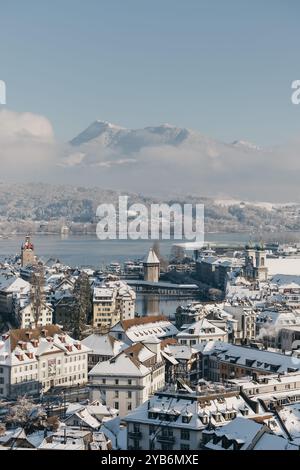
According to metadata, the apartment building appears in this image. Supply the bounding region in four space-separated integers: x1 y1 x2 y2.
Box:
92 279 136 328
124 384 266 450
17 301 53 329
177 318 227 346
0 325 90 398
201 341 300 382
88 339 165 417
109 315 178 345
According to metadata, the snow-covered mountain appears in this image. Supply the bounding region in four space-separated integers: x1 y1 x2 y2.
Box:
70 120 261 156
70 121 198 152
61 120 277 199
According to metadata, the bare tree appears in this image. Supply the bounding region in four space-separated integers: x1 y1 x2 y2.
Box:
170 245 185 263
30 263 45 328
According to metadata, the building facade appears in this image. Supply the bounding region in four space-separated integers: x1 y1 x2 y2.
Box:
0 325 90 398
92 279 136 329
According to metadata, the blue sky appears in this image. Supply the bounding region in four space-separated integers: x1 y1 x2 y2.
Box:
1 0 300 144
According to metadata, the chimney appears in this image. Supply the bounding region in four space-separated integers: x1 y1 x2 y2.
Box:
41 329 48 337
26 331 33 340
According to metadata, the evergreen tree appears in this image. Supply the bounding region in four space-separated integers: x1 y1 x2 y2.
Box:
72 272 92 339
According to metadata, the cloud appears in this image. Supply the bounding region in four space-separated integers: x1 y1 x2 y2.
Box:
0 109 54 140
0 109 63 181
0 109 299 203
59 138 300 202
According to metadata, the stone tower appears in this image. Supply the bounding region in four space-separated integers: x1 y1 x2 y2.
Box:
143 248 160 283
21 235 35 267
254 244 268 281
244 243 268 282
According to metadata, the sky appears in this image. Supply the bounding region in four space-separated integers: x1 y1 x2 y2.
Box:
0 0 300 145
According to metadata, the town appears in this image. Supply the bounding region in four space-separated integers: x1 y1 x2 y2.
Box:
0 235 300 450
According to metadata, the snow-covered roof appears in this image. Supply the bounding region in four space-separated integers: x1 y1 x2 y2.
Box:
0 277 30 293
124 392 262 430
177 318 226 339
82 334 126 356
65 407 101 429
202 341 300 374
111 316 178 343
144 248 160 265
89 352 150 378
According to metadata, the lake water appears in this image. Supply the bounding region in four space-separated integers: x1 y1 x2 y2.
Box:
0 232 253 268
135 295 196 318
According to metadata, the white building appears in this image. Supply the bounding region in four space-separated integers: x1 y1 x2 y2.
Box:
88 339 165 417
176 318 227 346
0 277 30 315
109 315 178 345
0 325 90 398
81 333 126 370
92 278 136 328
124 385 267 451
17 301 53 329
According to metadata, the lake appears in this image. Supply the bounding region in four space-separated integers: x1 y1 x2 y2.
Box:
0 232 253 268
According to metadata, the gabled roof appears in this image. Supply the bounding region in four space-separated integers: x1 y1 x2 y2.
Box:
82 334 125 356
89 351 150 377
177 318 226 338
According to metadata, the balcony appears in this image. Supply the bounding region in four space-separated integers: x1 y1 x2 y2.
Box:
156 434 175 444
128 430 142 439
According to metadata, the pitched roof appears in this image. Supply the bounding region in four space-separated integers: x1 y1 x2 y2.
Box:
121 315 167 330
7 325 63 351
144 248 160 265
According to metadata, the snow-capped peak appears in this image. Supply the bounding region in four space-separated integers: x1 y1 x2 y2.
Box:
231 140 261 151
94 120 125 129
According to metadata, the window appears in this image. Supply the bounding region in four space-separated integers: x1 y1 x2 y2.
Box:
181 430 190 441
102 379 106 384
127 403 132 411
128 379 132 385
127 391 132 398
115 391 119 398
182 415 192 424
114 402 119 409
115 379 119 385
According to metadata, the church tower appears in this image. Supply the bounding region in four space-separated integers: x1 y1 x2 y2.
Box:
244 244 256 279
21 235 35 267
143 248 160 283
254 243 268 281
